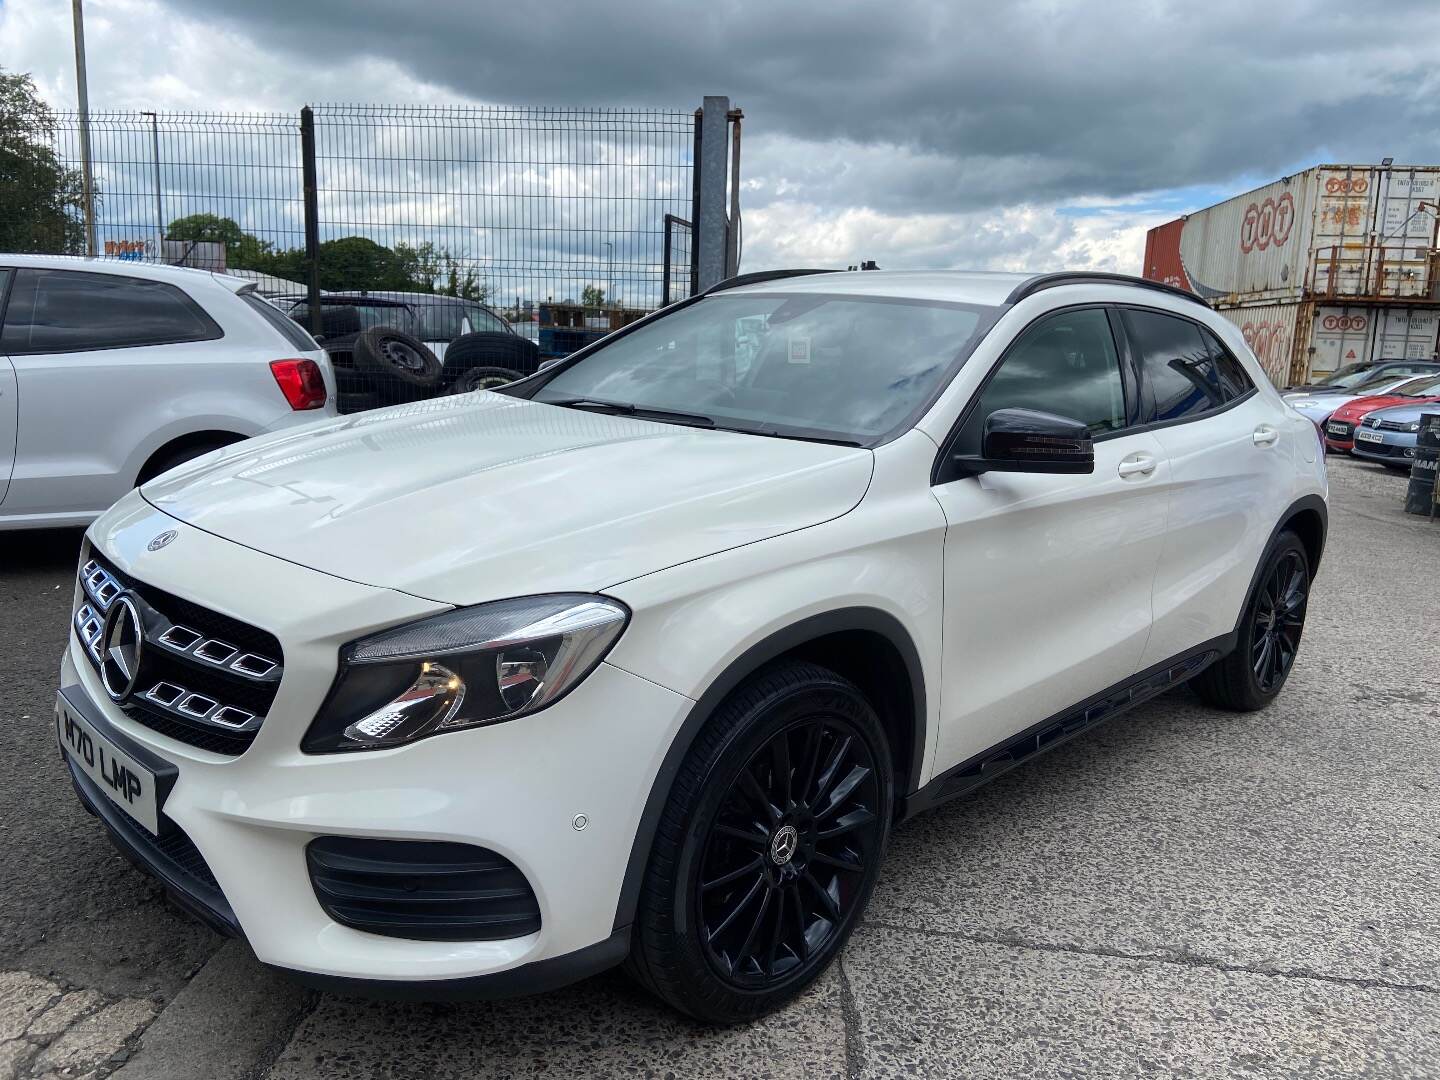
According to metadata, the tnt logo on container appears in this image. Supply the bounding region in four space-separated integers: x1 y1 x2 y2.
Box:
1321 314 1368 332
1241 321 1291 373
1240 193 1296 253
1324 176 1369 195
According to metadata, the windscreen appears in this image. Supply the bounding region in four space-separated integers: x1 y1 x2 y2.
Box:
533 293 999 443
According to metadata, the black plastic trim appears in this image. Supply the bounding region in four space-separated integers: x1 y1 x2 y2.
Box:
1233 494 1329 622
65 758 239 938
611 607 927 933
1007 272 1206 308
272 926 632 1002
903 635 1233 818
703 268 840 294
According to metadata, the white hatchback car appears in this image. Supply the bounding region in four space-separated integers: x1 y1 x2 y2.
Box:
57 270 1327 1023
0 255 336 530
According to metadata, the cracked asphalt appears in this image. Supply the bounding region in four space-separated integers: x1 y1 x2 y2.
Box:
1 455 1437 1079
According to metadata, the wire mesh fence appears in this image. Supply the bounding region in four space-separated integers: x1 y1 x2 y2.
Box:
12 103 699 313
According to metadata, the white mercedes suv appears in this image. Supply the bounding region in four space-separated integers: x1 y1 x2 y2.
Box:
1 255 336 530
56 270 1327 1023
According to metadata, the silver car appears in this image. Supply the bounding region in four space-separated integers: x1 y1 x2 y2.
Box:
1351 400 1440 469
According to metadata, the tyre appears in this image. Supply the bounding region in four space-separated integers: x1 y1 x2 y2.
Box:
300 306 362 341
353 327 442 393
1192 530 1310 711
441 333 539 385
627 661 893 1024
448 366 525 394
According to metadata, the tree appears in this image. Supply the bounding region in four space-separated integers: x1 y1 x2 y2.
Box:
581 284 606 309
0 68 86 254
165 213 275 270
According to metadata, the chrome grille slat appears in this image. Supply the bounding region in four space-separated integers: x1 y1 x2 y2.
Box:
72 550 283 754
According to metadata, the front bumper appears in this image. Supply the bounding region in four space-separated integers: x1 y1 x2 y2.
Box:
1350 431 1419 465
60 502 692 992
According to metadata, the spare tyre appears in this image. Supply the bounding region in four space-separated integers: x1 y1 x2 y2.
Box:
449 366 526 393
353 326 442 394
442 332 540 386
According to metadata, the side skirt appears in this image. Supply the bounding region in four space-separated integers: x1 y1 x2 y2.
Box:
902 634 1234 819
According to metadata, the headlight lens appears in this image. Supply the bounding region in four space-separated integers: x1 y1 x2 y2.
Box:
303 594 629 752
1408 421 1421 432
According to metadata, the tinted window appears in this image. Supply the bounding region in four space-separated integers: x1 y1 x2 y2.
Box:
536 293 997 444
954 308 1125 455
1200 327 1256 400
1124 308 1225 422
241 292 318 351
0 269 221 354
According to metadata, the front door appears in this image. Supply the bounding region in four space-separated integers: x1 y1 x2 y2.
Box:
929 306 1171 771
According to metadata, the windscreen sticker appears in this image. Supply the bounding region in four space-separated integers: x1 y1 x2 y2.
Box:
788 336 812 364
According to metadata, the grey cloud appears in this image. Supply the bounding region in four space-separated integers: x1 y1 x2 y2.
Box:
167 0 1440 214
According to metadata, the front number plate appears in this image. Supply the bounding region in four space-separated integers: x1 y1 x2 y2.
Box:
56 695 161 835
1327 422 1348 435
1356 429 1384 444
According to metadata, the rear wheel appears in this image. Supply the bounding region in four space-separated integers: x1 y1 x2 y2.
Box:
448 366 524 393
1193 530 1310 711
627 662 892 1023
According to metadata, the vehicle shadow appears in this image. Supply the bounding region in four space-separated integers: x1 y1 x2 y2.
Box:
0 527 86 575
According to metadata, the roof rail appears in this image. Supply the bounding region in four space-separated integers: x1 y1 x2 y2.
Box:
703 269 839 294
1005 272 1206 307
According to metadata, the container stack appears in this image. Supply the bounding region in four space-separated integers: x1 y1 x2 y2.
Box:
1142 165 1440 387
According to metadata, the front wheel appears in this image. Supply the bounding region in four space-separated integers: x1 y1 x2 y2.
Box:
1192 530 1310 711
627 662 892 1024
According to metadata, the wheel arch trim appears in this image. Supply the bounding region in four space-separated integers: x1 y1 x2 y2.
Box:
1230 493 1328 638
611 606 927 933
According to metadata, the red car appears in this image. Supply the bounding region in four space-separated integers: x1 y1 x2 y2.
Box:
1322 373 1440 452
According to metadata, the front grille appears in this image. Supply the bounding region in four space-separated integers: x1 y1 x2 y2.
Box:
307 837 542 942
1376 419 1412 433
1355 439 1400 456
74 550 284 755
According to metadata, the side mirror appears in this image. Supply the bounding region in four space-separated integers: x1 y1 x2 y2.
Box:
952 407 1095 478
538 357 563 373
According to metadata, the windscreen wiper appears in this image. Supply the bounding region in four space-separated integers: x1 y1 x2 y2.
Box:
543 397 716 427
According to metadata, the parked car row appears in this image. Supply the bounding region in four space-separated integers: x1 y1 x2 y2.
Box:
1282 363 1440 471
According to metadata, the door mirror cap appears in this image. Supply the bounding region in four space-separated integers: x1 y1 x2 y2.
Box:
952 408 1096 477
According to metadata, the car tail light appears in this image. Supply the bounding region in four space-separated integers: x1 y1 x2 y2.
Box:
269 359 327 410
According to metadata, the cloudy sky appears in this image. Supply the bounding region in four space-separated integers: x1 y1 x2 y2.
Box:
4 0 1439 284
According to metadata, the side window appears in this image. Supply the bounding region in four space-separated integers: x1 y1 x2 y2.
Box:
467 306 505 333
955 307 1126 456
1200 326 1256 401
0 269 222 355
1123 308 1225 422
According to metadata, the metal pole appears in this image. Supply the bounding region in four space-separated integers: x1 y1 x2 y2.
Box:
71 0 97 256
300 107 322 335
142 111 163 257
662 214 674 307
603 241 613 306
726 109 743 278
695 96 731 291
689 109 702 297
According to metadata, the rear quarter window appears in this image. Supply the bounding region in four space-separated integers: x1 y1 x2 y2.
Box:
241 291 320 351
0 268 222 354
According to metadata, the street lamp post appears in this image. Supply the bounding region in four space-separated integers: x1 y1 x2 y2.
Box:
71 0 97 256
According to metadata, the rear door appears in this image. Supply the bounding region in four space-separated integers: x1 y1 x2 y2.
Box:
0 267 224 517
930 305 1172 769
1121 307 1292 668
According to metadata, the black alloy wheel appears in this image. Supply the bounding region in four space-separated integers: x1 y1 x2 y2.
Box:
696 716 882 988
628 661 893 1023
1192 529 1311 711
1250 549 1308 693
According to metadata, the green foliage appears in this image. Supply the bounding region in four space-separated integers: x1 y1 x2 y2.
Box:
0 68 86 254
580 284 606 309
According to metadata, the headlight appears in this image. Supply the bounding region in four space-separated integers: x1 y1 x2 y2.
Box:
302 594 629 752
1408 422 1421 432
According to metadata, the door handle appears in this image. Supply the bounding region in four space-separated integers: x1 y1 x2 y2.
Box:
1253 425 1280 446
1117 453 1157 478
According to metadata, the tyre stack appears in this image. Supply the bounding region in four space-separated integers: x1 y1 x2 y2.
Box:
1405 412 1440 517
327 327 442 414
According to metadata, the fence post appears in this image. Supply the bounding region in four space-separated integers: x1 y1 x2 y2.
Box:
300 106 321 335
695 96 731 292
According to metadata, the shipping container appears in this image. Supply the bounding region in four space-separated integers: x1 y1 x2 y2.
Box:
1144 163 1440 384
1144 164 1440 305
1216 300 1440 386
